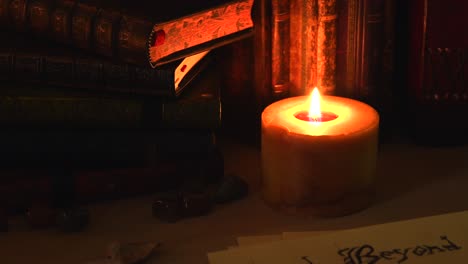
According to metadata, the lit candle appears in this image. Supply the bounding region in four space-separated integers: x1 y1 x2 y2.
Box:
261 88 379 217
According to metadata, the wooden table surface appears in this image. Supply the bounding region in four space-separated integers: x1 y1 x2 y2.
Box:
2 135 468 264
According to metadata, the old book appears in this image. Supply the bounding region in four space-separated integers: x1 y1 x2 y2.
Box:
289 0 317 96
289 0 337 96
335 0 395 141
402 0 468 146
252 0 273 110
255 0 338 100
316 0 338 95
0 32 210 98
0 147 224 211
270 0 290 99
0 128 218 168
0 0 254 68
0 56 222 130
335 0 386 102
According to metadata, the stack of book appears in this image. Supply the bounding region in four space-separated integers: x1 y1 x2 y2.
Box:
0 0 254 212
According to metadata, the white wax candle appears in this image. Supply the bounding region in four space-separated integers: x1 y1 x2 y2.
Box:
261 95 379 217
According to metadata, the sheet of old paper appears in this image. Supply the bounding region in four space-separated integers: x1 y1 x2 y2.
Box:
208 210 468 263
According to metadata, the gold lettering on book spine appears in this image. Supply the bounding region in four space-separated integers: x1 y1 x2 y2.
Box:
271 0 290 99
317 0 337 95
289 0 318 96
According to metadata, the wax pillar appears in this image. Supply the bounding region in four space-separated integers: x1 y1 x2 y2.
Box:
261 95 379 217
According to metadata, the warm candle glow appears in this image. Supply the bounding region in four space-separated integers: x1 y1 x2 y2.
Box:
308 87 321 121
261 94 380 216
294 87 338 123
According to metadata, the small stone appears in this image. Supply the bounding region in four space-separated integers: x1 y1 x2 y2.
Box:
181 192 212 217
152 191 182 223
56 207 90 232
25 203 56 229
106 241 160 264
213 174 249 204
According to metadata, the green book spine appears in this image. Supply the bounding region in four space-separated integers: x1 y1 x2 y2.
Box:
0 32 211 98
0 60 222 129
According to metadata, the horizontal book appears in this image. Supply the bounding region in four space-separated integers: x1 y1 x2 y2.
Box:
0 0 254 68
0 148 224 211
0 32 210 98
0 58 222 130
0 128 218 168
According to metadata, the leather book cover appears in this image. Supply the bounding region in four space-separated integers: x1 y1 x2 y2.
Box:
0 58 222 130
0 128 218 168
335 0 386 102
289 0 318 97
0 32 211 98
0 0 254 68
403 0 468 146
0 147 224 211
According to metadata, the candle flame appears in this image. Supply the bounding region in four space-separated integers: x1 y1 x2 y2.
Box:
308 87 322 121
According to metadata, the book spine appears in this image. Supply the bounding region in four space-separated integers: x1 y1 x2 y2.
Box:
70 0 99 51
8 0 29 31
0 0 10 26
0 96 141 128
0 48 177 96
0 129 217 167
408 0 468 102
381 0 395 101
335 0 385 101
317 0 338 95
375 0 396 142
49 0 76 44
253 0 273 109
404 0 468 146
0 95 221 129
359 0 385 102
27 0 55 34
117 12 154 67
289 0 318 96
93 0 120 58
270 0 290 99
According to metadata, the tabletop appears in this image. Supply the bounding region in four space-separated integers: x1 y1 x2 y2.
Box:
2 135 468 264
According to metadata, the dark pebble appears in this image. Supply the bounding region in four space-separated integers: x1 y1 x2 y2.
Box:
56 207 90 232
152 190 214 222
152 191 183 223
213 174 249 204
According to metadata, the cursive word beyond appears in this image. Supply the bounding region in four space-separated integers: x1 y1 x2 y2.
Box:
335 236 461 264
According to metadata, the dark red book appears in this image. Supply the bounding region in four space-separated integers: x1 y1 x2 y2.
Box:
0 148 224 213
402 0 468 146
